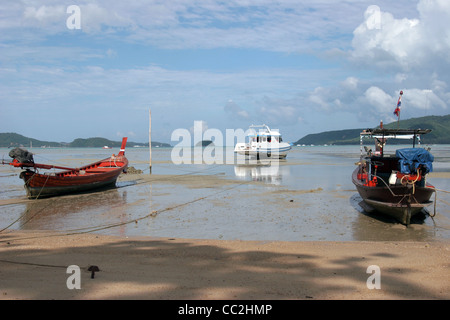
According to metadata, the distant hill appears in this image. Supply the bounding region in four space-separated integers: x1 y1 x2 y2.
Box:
0 133 171 148
295 114 450 145
0 133 65 148
294 128 363 146
68 137 170 148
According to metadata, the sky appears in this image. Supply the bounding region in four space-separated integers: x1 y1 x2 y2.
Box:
0 0 449 145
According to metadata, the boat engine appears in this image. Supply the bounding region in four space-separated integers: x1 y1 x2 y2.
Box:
8 148 34 164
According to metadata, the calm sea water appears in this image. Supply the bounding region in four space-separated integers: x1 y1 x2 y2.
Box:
0 144 449 241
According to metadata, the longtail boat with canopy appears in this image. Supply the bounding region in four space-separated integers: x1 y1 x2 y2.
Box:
352 126 435 225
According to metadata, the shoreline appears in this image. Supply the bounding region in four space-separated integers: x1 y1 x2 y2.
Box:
0 230 448 300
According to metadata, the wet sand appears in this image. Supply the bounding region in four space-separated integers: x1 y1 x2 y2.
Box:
0 230 448 300
1 147 449 300
0 171 449 300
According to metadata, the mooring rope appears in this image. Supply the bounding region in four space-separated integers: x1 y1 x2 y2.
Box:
0 178 252 243
0 171 53 233
0 159 251 236
0 161 224 231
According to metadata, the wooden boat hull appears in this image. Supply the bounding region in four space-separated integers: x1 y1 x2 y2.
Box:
363 198 432 225
352 167 435 225
19 155 128 199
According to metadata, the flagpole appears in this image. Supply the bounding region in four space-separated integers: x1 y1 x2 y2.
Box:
399 90 402 129
149 108 152 174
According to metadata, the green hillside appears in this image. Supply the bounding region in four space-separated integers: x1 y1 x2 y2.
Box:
0 133 171 148
382 115 450 144
69 137 124 148
294 128 362 146
295 114 450 145
2 115 448 148
0 132 65 148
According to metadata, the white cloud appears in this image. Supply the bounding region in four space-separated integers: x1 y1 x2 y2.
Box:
352 12 421 70
0 0 376 52
24 5 65 22
403 89 447 111
364 86 394 113
341 77 359 91
224 100 249 120
0 62 319 140
308 87 331 110
255 96 303 126
352 1 450 72
258 105 299 126
306 1 450 123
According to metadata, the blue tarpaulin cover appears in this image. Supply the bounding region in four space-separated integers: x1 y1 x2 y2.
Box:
396 148 434 174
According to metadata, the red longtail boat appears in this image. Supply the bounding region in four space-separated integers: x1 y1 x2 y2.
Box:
3 137 128 199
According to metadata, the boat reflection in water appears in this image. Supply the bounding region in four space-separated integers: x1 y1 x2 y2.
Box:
234 160 290 185
14 188 128 232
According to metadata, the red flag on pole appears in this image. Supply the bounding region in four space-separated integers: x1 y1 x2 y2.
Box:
393 90 403 117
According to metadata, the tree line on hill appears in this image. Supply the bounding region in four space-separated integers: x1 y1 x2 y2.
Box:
294 115 450 145
1 115 448 148
0 133 171 148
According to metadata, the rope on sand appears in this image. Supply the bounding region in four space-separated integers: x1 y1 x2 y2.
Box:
0 175 252 242
0 163 224 234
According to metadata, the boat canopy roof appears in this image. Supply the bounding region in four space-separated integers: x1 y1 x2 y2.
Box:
248 131 281 137
359 127 432 154
247 124 281 136
360 128 431 139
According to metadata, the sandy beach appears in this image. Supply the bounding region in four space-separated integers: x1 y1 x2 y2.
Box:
0 230 448 300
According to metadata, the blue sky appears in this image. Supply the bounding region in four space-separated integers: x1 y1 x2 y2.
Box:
0 0 449 144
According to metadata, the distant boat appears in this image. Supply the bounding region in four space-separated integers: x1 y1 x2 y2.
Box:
352 127 435 225
234 124 292 159
103 146 112 149
3 138 128 199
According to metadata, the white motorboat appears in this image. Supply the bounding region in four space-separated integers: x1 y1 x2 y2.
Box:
234 124 292 159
